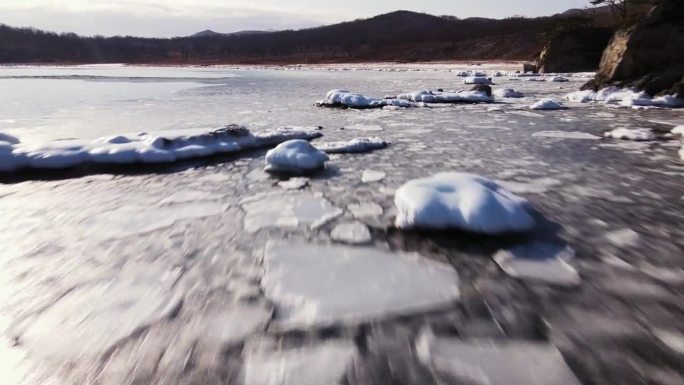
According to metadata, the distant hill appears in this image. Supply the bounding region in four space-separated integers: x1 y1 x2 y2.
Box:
0 9 618 64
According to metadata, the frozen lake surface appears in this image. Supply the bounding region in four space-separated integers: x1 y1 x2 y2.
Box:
1 64 684 385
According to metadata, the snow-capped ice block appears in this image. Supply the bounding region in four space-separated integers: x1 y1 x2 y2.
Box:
604 128 656 141
264 139 328 173
318 90 413 109
394 173 535 234
262 242 460 328
316 137 389 154
464 76 493 85
397 90 493 103
0 125 323 173
493 88 524 98
530 98 566 110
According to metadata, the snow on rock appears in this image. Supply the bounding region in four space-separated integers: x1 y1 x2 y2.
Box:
548 76 569 82
243 342 356 385
0 125 323 173
264 139 328 174
397 89 493 104
316 137 389 154
240 192 342 233
317 90 413 109
394 173 535 234
361 169 386 183
604 128 656 141
530 98 566 110
330 221 372 244
416 333 581 385
464 77 493 85
493 88 524 98
565 87 684 108
494 242 580 286
533 131 601 140
262 242 460 328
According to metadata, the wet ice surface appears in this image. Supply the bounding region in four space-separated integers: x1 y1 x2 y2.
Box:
1 65 684 385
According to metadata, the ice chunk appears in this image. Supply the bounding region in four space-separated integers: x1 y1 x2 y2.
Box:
533 131 600 140
264 139 328 174
330 221 372 244
494 242 580 286
277 177 309 190
530 98 566 110
318 90 413 109
493 88 524 98
416 334 581 385
394 173 535 234
243 342 356 385
604 128 656 141
397 90 493 104
464 76 493 85
316 137 389 154
262 242 459 328
548 76 569 82
241 192 342 233
361 170 386 183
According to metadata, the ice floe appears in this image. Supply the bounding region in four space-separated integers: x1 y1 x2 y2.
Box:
240 192 342 233
262 242 460 328
533 131 601 140
316 137 389 154
464 76 493 85
493 88 524 98
394 173 535 234
416 333 581 385
0 125 323 173
494 242 580 286
330 221 372 244
264 139 328 174
530 98 566 110
565 87 684 108
397 89 493 104
277 177 309 190
361 169 386 183
243 342 356 385
317 90 412 109
604 128 656 141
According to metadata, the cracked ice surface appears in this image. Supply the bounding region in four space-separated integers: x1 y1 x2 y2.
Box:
262 242 460 328
240 192 342 233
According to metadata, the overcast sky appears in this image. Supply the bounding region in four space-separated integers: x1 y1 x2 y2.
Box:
1 0 593 37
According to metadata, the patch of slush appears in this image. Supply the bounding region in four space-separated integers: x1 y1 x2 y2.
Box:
493 88 524 98
17 271 182 358
318 90 413 109
241 192 342 233
316 137 389 154
0 125 322 173
416 333 581 385
394 173 535 234
565 87 684 108
262 242 459 328
330 221 372 244
397 90 493 104
493 242 580 286
605 228 641 248
533 131 600 140
243 342 356 385
604 128 656 141
530 98 566 110
264 140 329 174
361 169 386 183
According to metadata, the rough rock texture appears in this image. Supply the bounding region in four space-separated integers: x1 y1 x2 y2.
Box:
583 0 684 97
537 27 612 73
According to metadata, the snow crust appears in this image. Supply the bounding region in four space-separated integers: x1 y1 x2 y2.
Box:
493 88 524 98
316 137 389 154
565 87 684 108
262 242 460 328
604 128 656 141
397 89 493 104
264 139 328 173
0 125 322 173
530 98 566 110
394 172 535 234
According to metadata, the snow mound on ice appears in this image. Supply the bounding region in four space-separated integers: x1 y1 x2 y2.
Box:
0 125 323 173
398 90 493 104
530 98 566 110
565 87 684 108
604 128 656 141
316 137 389 154
394 172 535 234
264 139 328 173
318 90 413 109
464 77 493 85
493 88 524 98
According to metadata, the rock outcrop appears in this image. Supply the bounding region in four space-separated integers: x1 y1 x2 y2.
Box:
537 27 612 73
583 0 684 97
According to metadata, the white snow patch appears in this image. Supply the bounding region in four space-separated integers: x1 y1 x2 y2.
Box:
604 128 656 141
394 173 535 234
493 88 524 98
316 137 389 154
320 90 413 109
670 125 684 136
605 228 641 248
565 87 684 108
262 242 460 328
530 98 566 110
397 90 493 104
241 192 342 233
362 170 386 183
264 139 328 174
464 76 493 85
330 221 372 244
533 131 601 140
494 242 580 286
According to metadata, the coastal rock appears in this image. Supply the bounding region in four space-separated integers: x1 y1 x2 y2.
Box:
537 27 612 73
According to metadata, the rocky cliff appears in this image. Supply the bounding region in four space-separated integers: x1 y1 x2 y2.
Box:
537 27 612 73
583 0 684 97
